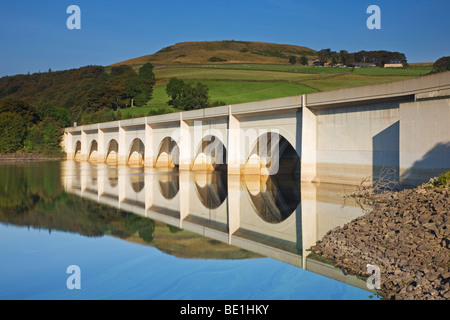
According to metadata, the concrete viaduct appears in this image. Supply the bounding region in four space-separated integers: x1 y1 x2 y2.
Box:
64 71 450 186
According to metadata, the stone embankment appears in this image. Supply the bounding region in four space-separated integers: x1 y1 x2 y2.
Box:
310 184 449 300
0 152 64 162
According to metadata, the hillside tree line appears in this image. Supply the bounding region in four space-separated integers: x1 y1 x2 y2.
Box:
0 63 156 155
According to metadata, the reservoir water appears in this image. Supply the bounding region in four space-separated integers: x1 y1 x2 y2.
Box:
0 161 378 300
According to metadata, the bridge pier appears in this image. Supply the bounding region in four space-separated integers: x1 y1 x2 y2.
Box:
179 119 191 171
97 129 106 163
144 124 154 167
301 99 317 183
227 110 241 175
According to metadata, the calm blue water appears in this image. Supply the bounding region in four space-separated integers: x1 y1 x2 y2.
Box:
0 223 374 300
0 161 378 300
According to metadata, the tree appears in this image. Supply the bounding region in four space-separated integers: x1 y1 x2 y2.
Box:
110 65 136 77
300 56 308 66
433 56 450 73
165 78 210 111
166 78 185 104
330 51 339 65
124 77 153 107
0 98 39 125
120 63 156 108
81 108 117 125
339 50 350 65
37 103 71 128
116 108 122 120
84 83 122 112
0 112 27 153
138 63 156 81
55 108 71 128
318 49 331 64
180 82 210 110
41 118 62 152
289 56 297 65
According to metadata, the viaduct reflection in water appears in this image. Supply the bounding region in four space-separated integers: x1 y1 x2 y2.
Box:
62 161 371 291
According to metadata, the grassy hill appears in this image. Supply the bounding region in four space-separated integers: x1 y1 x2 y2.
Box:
111 40 317 67
105 40 433 118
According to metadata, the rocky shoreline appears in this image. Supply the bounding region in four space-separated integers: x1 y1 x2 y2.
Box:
0 152 64 162
310 184 449 300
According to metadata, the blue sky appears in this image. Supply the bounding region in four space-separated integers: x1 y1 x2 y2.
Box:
0 0 449 76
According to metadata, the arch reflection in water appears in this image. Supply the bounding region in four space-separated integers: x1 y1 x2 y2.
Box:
108 166 119 187
193 171 228 210
129 167 145 193
157 168 180 200
244 174 300 224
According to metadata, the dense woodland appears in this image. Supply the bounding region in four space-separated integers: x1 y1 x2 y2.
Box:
0 63 156 155
316 49 408 66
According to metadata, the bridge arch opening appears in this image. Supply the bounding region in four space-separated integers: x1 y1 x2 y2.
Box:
106 139 119 164
128 138 145 166
88 140 98 162
155 137 179 168
74 141 82 161
192 135 227 172
243 132 300 223
244 132 300 176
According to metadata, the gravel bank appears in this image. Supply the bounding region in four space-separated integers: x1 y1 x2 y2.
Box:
310 185 449 300
0 152 64 162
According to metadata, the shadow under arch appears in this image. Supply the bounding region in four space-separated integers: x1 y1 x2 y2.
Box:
106 139 119 164
192 135 227 172
244 132 300 176
128 138 145 166
88 140 98 162
74 141 82 161
194 170 228 210
155 137 179 168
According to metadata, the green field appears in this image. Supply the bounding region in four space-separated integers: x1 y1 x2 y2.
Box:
174 64 433 76
120 80 316 118
119 63 433 118
299 74 416 92
154 66 323 81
